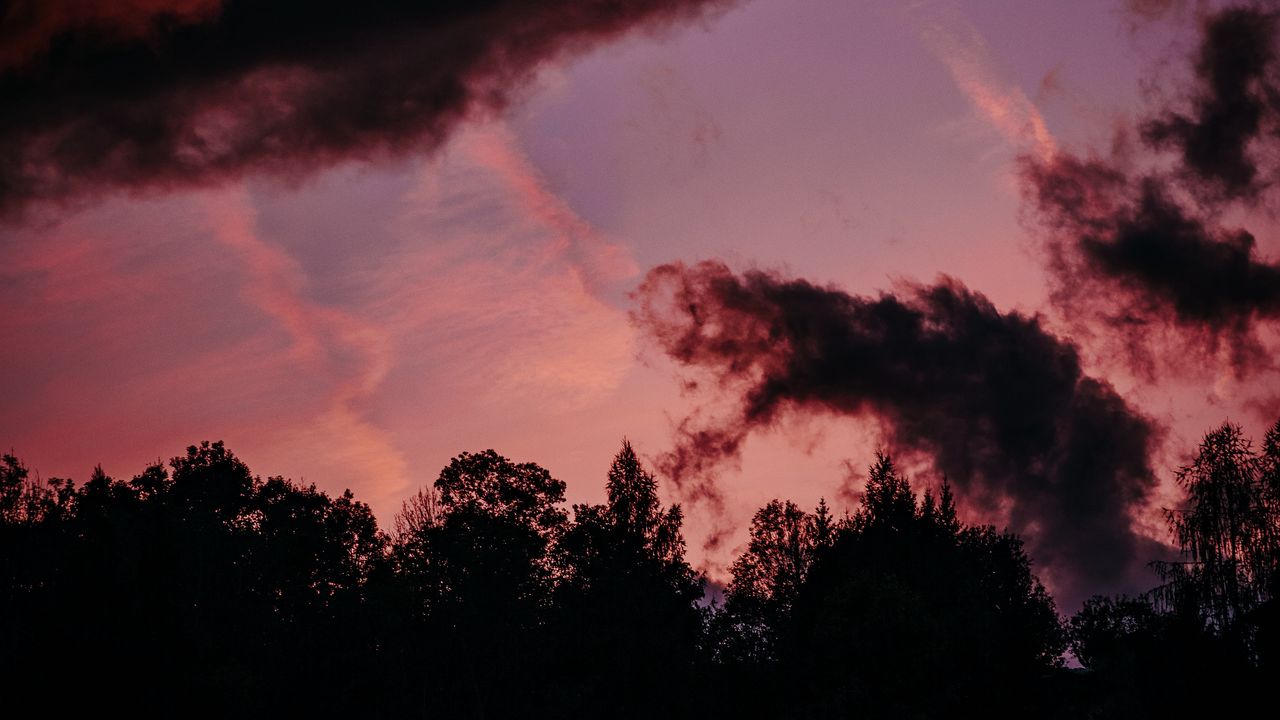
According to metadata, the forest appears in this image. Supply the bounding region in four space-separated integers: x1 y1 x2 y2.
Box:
2 422 1277 718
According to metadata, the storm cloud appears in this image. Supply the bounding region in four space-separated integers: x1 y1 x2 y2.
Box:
634 260 1164 606
1022 6 1280 373
0 0 731 220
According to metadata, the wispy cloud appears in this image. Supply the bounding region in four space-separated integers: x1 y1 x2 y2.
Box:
202 188 410 506
463 123 640 300
913 2 1056 160
362 123 638 411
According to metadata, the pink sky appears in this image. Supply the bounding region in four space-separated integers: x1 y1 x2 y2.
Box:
3 0 1277 593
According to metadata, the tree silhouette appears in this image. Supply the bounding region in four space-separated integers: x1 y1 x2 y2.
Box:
784 453 1063 719
714 498 830 664
1070 594 1165 671
1 442 386 715
547 440 704 717
1153 421 1280 653
1068 420 1280 718
3 426 1277 717
381 449 568 717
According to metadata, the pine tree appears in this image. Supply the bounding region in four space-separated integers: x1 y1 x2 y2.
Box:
606 439 661 543
813 498 835 549
854 452 915 532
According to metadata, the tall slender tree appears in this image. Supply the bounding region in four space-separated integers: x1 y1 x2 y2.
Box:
1155 422 1280 638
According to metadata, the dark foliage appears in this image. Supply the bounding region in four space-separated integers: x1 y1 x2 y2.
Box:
2 428 1275 717
1065 420 1280 718
544 441 704 717
740 454 1066 719
0 441 383 716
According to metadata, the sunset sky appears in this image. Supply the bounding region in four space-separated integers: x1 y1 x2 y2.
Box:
4 0 1279 610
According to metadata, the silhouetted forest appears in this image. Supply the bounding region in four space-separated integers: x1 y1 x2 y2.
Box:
2 426 1277 718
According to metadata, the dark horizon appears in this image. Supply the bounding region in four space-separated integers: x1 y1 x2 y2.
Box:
2 424 1276 716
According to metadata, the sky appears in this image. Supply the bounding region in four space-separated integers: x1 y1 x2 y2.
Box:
3 0 1280 610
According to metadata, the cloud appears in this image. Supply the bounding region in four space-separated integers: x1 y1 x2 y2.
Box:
462 123 639 300
1022 153 1280 375
0 119 639 521
633 260 1165 607
1123 0 1186 23
1141 6 1280 200
0 0 733 221
0 0 222 71
0 189 316 478
203 188 411 507
362 123 638 409
1021 6 1280 377
915 4 1056 160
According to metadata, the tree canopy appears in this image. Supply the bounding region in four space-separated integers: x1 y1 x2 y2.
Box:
2 424 1276 717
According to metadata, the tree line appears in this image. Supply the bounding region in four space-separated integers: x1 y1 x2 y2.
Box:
1 425 1277 718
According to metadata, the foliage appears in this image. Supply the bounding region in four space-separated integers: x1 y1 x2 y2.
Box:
1153 421 1280 648
783 454 1064 719
3 423 1276 717
715 498 830 663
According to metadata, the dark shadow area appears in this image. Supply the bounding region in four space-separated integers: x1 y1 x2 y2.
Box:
2 426 1277 717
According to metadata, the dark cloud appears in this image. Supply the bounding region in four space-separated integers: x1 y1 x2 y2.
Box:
0 1 223 72
1022 6 1280 375
0 0 731 221
633 260 1165 608
1141 7 1279 199
1022 153 1280 373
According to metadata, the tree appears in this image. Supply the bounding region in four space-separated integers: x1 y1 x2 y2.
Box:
1064 420 1280 718
0 441 392 715
716 498 831 664
784 454 1063 719
434 448 567 536
852 452 916 532
391 485 440 544
1066 589 1259 718
547 440 704 717
813 498 835 547
1069 594 1164 671
168 440 256 522
0 453 71 694
606 439 661 540
1154 421 1280 645
383 449 569 717
0 453 64 525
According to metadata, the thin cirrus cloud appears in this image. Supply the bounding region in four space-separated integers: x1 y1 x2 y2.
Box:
463 123 641 301
252 122 639 511
202 188 411 508
914 3 1056 161
0 120 639 520
370 123 637 409
0 190 312 475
